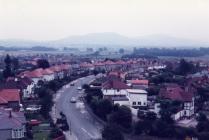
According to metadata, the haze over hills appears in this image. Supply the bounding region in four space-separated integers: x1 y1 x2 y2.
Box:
0 33 208 49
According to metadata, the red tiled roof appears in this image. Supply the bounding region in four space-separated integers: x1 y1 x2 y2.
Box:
105 60 115 65
94 62 105 66
159 84 194 102
0 89 20 104
26 69 43 78
49 66 62 72
59 64 70 70
80 63 94 68
130 79 149 85
102 79 129 89
115 60 126 65
42 68 54 75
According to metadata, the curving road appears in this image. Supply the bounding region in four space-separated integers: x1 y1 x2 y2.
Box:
53 75 102 140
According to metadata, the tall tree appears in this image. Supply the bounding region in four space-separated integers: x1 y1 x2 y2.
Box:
119 48 125 54
12 58 19 74
37 59 50 69
108 105 132 129
3 54 13 79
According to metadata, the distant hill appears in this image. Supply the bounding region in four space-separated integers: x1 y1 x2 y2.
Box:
0 33 208 48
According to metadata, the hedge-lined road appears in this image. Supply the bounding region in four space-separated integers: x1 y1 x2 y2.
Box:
54 75 102 140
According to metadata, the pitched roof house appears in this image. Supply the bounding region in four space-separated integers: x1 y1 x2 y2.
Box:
0 89 20 110
0 108 26 140
159 83 195 120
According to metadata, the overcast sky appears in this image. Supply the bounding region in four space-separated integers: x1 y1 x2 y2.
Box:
0 0 209 42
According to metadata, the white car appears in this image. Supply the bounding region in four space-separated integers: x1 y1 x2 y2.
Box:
77 86 82 90
70 97 77 103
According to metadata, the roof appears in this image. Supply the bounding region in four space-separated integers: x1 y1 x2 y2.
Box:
129 79 149 85
102 89 127 96
159 84 194 102
127 89 148 94
0 89 20 104
102 79 129 89
0 108 26 129
49 66 62 72
22 69 43 78
1 77 33 89
111 96 129 101
42 68 54 75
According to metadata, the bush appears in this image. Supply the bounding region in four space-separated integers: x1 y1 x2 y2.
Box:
108 105 132 130
102 124 124 140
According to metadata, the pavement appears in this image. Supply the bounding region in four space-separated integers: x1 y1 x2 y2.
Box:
52 75 102 140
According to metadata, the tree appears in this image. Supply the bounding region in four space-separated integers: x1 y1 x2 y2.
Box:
176 59 195 75
134 120 151 135
159 101 174 124
144 112 157 122
108 105 132 129
198 132 209 140
40 93 53 118
92 69 99 76
95 99 113 120
102 124 124 140
37 59 50 69
119 48 125 54
3 54 13 78
12 57 19 72
197 113 207 122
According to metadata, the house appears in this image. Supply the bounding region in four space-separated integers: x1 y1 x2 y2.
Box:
127 89 148 108
42 68 55 81
127 79 149 89
102 79 148 108
3 77 34 99
20 69 43 85
50 65 64 79
102 79 129 96
0 108 26 140
159 83 195 120
0 89 20 110
102 79 129 104
19 77 34 98
60 64 71 77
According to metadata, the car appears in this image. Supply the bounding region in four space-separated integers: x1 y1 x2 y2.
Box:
77 86 82 90
70 97 77 103
70 83 75 86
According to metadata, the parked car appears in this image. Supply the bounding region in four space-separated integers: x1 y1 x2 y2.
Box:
77 86 82 90
70 97 77 103
70 83 75 86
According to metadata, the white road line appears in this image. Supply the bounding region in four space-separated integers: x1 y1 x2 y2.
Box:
81 127 95 138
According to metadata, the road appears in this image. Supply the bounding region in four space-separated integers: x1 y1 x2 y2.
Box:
54 75 102 140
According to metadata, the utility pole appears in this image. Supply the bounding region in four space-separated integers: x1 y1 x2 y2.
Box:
69 118 72 135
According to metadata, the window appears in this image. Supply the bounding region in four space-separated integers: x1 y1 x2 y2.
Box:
138 102 141 105
133 102 136 105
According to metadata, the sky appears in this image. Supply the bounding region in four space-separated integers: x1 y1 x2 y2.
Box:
0 0 209 42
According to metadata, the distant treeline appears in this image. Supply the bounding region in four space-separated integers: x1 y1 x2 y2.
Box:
0 46 57 51
131 47 209 57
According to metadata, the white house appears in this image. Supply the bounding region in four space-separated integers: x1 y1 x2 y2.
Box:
102 79 148 108
20 77 35 98
126 89 148 108
42 68 55 82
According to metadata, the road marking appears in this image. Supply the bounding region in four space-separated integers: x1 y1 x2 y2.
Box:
80 109 87 114
81 127 95 138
